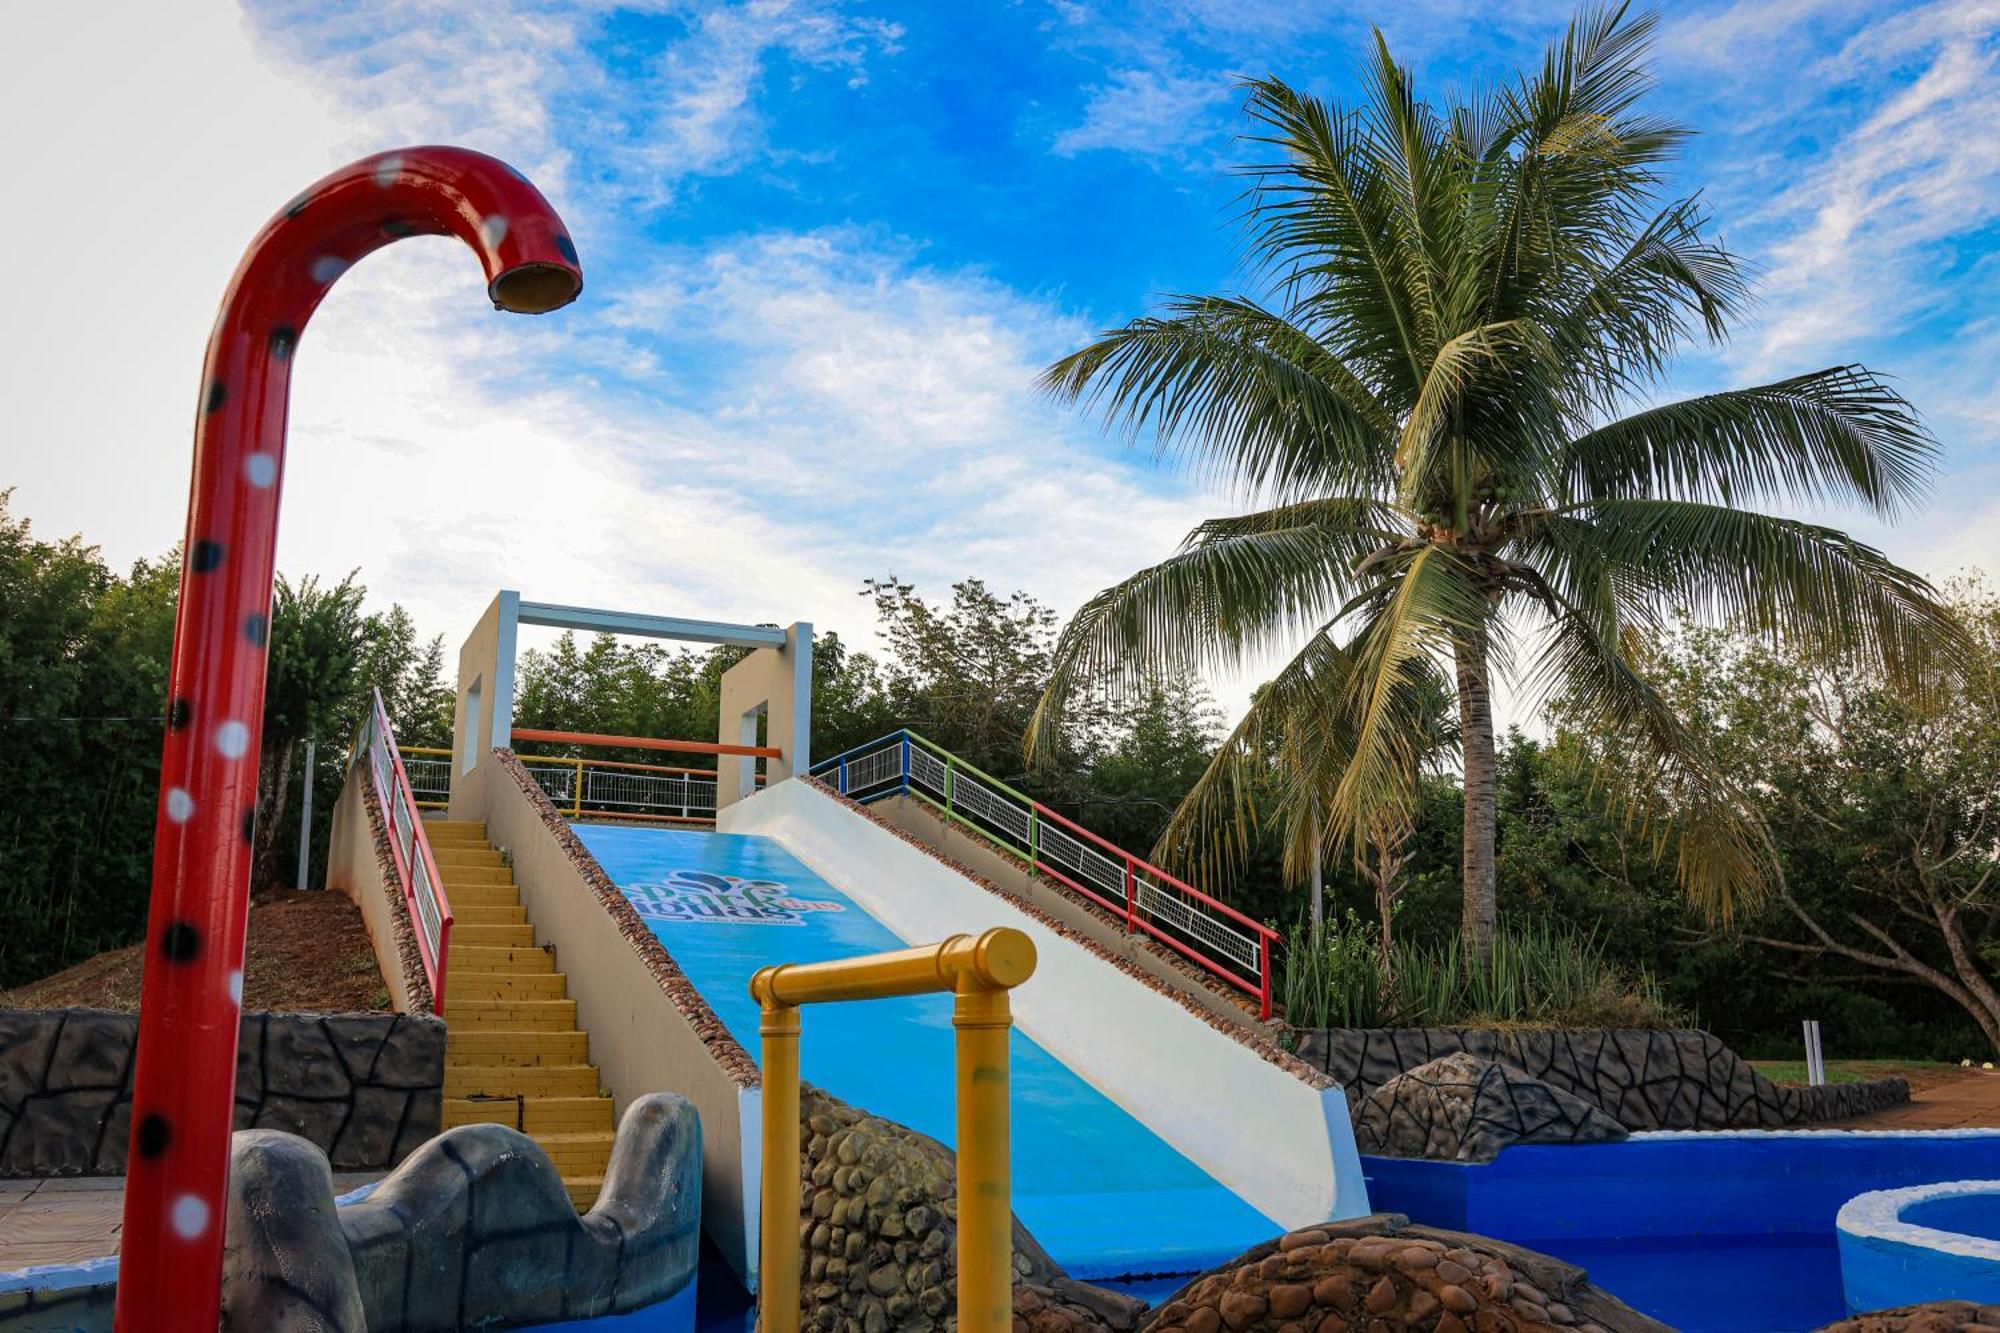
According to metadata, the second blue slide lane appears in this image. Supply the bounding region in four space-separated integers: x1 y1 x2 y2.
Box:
574 823 1279 1280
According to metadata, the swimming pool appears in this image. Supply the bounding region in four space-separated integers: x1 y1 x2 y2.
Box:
1365 1129 2000 1331
573 823 1280 1280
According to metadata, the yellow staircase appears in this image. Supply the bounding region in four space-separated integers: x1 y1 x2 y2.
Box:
428 820 614 1208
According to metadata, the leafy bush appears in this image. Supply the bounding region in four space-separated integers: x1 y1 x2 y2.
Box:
1282 917 1686 1030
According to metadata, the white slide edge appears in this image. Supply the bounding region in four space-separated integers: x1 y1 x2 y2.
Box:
719 778 1370 1229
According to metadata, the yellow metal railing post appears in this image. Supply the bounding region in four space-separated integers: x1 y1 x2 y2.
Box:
749 929 1035 1333
755 985 802 1333
954 972 1015 1333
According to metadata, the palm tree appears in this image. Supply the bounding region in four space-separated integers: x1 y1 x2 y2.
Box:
1029 6 1963 968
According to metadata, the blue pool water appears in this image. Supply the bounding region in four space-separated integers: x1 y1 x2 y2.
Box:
574 824 1279 1280
1902 1189 2000 1242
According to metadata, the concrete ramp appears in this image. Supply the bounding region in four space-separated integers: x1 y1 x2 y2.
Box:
574 780 1366 1281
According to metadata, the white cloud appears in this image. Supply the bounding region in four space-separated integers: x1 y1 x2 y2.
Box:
0 1 1219 695
1660 0 1874 70
0 1 348 571
1052 65 1233 159
1662 1 2000 381
249 0 903 213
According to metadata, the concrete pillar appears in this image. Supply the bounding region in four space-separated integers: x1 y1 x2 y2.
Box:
450 591 519 819
717 622 812 809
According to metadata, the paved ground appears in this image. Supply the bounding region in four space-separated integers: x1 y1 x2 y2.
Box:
1829 1068 2000 1130
0 1172 381 1270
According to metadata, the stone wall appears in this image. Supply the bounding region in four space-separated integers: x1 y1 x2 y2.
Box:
0 1008 442 1177
1296 1028 1907 1131
791 1084 1146 1333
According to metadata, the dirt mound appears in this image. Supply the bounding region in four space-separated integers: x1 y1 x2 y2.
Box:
1 890 388 1012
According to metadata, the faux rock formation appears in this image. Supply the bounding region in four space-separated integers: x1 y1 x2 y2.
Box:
220 1093 701 1331
792 1084 1146 1333
1816 1303 2000 1332
1353 1053 1628 1162
1142 1215 1670 1333
1299 1028 1908 1130
0 1007 442 1178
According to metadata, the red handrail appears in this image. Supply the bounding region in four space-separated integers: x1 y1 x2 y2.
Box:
116 146 579 1331
1022 788 1278 946
511 726 782 759
362 690 453 1015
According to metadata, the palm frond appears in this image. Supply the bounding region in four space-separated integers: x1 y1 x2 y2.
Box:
1559 367 1938 516
1025 502 1399 760
1235 76 1431 394
1551 499 1970 695
1040 295 1396 501
1327 548 1489 845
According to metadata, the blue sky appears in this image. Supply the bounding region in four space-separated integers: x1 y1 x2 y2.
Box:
4 0 1997 711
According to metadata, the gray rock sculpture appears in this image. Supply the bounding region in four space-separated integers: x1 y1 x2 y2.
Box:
1352 1053 1629 1162
219 1093 701 1331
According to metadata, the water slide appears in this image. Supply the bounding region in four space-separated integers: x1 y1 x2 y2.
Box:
571 779 1366 1283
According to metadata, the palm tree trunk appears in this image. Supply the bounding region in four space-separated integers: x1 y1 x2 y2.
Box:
1308 804 1324 933
1454 624 1499 971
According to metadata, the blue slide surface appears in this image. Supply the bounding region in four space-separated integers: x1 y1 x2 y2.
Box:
574 824 1278 1279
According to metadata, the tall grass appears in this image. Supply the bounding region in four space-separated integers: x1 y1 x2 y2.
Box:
1281 915 1686 1030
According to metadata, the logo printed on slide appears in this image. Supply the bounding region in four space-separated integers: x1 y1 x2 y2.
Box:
622 868 846 926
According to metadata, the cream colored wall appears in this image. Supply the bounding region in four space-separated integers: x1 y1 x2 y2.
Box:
449 592 518 819
866 792 1259 1028
716 622 811 809
477 764 764 1283
326 768 421 1014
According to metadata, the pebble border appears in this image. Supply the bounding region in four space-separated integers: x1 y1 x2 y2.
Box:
359 778 434 1014
495 749 761 1088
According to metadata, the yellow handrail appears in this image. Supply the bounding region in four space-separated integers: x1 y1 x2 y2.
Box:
750 928 1036 1333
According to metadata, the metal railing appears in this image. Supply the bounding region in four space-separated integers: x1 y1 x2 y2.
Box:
811 730 1277 1020
507 727 778 825
353 689 453 1014
518 753 727 824
402 746 451 809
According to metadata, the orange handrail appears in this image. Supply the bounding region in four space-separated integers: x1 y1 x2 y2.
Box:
510 726 782 759
515 753 734 778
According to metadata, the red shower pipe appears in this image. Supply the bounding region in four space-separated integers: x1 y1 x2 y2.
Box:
114 146 581 1330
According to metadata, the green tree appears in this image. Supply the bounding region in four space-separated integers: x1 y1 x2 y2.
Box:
810 631 900 759
1574 586 2000 1055
512 632 741 765
1030 7 1960 966
866 577 1091 782
0 494 176 984
1073 676 1224 853
254 574 371 889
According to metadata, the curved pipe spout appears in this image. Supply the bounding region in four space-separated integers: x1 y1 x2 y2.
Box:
114 147 581 1331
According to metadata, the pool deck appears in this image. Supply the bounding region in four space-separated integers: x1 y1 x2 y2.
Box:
1830 1069 2000 1130
0 1172 381 1270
